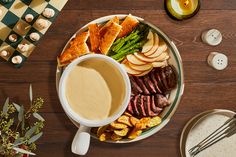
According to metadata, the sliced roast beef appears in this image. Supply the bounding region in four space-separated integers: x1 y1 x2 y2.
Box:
166 65 178 90
160 68 169 92
143 96 148 116
146 95 159 116
130 76 143 94
137 95 146 117
151 95 163 114
143 75 156 94
155 70 166 94
154 94 170 108
127 97 134 114
131 95 140 116
126 65 177 118
149 71 163 94
133 77 150 95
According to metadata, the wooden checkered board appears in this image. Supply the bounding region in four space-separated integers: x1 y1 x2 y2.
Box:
0 0 67 68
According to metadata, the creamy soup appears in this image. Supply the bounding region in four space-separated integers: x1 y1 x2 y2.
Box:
65 58 126 120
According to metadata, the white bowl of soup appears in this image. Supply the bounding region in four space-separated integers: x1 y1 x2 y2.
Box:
58 54 131 127
58 54 131 155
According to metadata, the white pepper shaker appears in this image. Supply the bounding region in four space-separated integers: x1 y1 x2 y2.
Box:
207 52 228 70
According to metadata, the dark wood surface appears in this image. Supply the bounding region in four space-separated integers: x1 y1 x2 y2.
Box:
1 0 236 156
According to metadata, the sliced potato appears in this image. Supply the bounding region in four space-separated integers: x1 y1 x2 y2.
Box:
130 116 140 126
106 125 116 132
147 116 162 128
124 112 132 117
143 33 159 56
111 133 123 141
128 62 153 72
136 117 151 129
126 54 147 65
128 128 142 139
97 125 109 137
114 128 129 137
110 121 128 129
117 115 133 127
99 132 111 141
142 30 154 53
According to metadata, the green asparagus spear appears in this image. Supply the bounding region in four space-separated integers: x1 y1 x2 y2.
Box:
111 42 144 60
109 24 149 59
116 36 142 53
112 38 122 46
112 29 139 52
117 56 125 62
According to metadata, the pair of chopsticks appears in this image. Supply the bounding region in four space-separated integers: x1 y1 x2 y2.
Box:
188 114 236 157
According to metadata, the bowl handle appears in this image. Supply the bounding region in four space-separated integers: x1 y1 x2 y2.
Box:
71 125 91 155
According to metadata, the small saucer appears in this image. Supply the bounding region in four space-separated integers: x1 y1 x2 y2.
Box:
180 109 236 157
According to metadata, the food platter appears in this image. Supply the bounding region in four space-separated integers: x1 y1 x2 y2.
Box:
180 109 236 157
56 14 184 143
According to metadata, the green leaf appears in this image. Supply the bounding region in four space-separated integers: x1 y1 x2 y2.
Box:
21 116 25 131
33 112 45 121
13 102 21 112
25 126 37 138
28 132 43 144
29 84 33 103
13 137 24 145
3 97 9 114
14 141 26 147
18 106 24 122
13 147 36 155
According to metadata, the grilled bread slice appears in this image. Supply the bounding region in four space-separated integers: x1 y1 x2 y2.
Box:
118 14 139 38
88 24 100 52
70 31 89 47
100 16 119 37
100 22 122 54
58 32 89 65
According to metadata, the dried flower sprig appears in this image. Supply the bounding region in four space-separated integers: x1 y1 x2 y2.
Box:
0 85 45 157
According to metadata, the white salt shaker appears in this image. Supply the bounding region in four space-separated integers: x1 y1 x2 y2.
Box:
201 29 222 46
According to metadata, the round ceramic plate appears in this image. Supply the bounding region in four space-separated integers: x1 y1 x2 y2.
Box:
180 109 236 157
56 14 184 143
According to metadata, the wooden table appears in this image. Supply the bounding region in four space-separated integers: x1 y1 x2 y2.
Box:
1 0 236 156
